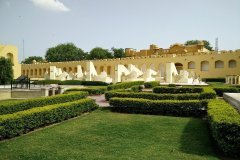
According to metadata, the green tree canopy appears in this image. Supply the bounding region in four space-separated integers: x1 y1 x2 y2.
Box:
0 57 13 84
21 56 44 64
185 40 213 51
88 47 113 60
111 47 126 58
45 43 87 62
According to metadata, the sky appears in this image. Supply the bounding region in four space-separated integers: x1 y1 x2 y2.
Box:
0 0 240 62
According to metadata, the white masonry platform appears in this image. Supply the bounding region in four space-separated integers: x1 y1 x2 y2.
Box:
223 93 240 112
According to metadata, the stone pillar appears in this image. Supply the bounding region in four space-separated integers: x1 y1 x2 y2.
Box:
58 87 64 94
41 88 49 97
52 87 56 96
225 76 228 84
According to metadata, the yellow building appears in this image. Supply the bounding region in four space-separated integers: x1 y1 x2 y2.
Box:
21 43 240 81
0 44 21 79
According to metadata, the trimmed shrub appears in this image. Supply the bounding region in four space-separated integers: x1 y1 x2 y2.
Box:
131 85 143 92
202 78 225 82
110 98 207 117
168 84 176 87
199 87 216 99
144 81 159 88
213 87 239 97
0 92 88 115
34 80 108 86
105 91 200 101
65 86 107 95
207 100 240 157
153 86 203 94
107 81 144 91
0 98 98 139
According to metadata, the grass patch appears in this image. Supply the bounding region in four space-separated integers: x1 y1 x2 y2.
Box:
0 109 218 160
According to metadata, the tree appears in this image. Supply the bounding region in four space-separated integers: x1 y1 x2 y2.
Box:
111 47 126 58
88 47 113 60
21 56 44 64
45 43 87 62
185 40 213 51
0 57 13 84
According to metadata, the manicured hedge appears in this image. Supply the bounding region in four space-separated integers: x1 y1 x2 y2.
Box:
199 87 217 99
144 81 159 88
0 98 98 139
110 98 207 117
107 81 144 90
65 86 107 95
207 100 240 157
213 87 239 97
153 86 203 94
34 80 109 86
202 78 225 82
131 85 143 92
105 91 200 101
0 92 88 115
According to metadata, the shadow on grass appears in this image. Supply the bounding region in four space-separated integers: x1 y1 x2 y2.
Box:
179 118 218 158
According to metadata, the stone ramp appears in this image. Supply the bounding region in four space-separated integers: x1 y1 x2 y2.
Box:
88 94 110 107
223 93 240 112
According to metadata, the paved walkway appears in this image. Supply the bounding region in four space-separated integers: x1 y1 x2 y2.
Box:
88 94 110 107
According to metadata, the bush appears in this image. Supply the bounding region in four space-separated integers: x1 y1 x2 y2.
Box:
34 80 108 86
202 78 225 82
65 86 107 95
107 81 144 91
168 84 176 87
110 98 207 117
144 81 159 88
0 92 88 115
131 85 143 92
207 100 240 157
0 98 98 139
213 87 239 97
199 87 216 99
153 86 203 94
105 91 200 101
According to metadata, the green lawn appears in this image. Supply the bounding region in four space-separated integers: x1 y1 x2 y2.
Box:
0 109 218 160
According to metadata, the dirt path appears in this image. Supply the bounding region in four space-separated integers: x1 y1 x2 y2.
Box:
88 94 110 107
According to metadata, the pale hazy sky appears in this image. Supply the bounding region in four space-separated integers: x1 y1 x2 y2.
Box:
0 0 240 62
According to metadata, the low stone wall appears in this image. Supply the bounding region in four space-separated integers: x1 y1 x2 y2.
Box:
0 90 11 100
11 89 45 99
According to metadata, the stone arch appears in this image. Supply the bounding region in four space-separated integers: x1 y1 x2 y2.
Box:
100 66 104 72
175 63 183 73
188 61 195 69
26 70 29 75
215 60 224 68
201 61 209 71
107 66 111 75
39 69 42 76
34 69 38 76
63 67 67 72
69 67 72 72
229 59 237 68
22 70 25 75
6 53 14 64
159 63 165 77
43 68 46 74
30 69 33 76
74 67 77 73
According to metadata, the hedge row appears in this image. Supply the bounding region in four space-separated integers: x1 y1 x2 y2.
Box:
207 100 240 157
153 86 203 94
34 80 109 86
0 92 88 115
213 87 239 97
143 81 160 88
105 91 199 101
107 81 144 90
105 87 216 101
0 98 98 139
64 87 107 95
109 98 207 117
131 85 143 92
